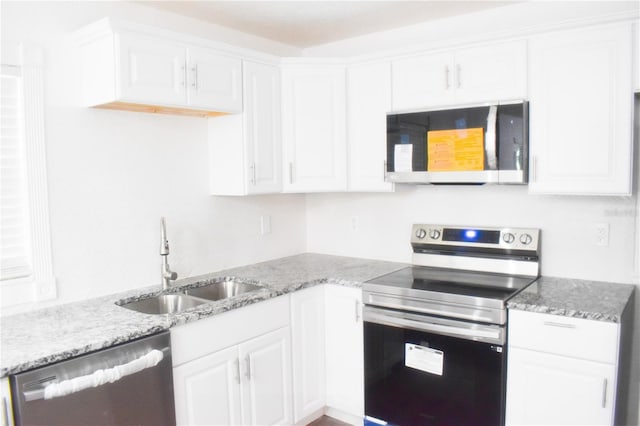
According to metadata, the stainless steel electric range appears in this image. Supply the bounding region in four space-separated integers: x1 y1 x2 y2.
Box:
363 224 540 426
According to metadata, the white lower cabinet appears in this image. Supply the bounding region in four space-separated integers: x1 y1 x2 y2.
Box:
506 347 616 426
171 296 292 426
506 310 621 426
324 285 364 421
290 285 364 425
173 345 242 425
290 286 326 423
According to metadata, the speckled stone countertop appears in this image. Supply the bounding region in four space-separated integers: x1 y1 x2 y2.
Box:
3 254 636 377
0 253 407 377
507 276 635 323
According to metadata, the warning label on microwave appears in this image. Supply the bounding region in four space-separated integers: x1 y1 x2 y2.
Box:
427 128 484 172
405 343 443 376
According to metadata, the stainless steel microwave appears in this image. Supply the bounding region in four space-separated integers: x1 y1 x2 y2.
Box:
385 101 528 184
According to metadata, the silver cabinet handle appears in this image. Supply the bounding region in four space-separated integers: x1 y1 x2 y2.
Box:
244 356 251 381
355 299 361 322
235 358 241 384
383 160 387 180
191 65 198 90
602 378 608 408
289 162 294 184
543 321 576 329
250 163 256 185
181 62 187 88
445 66 450 89
456 64 462 88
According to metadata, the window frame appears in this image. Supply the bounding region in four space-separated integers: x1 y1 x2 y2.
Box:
1 43 56 312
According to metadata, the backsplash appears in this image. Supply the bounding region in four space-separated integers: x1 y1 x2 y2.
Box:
306 186 638 284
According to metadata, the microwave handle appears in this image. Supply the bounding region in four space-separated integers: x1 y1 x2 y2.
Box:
485 105 498 170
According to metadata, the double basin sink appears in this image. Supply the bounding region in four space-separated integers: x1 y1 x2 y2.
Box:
118 280 263 315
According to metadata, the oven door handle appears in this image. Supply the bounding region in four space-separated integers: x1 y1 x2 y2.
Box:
364 306 504 345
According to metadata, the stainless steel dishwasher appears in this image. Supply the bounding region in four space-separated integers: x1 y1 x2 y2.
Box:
9 331 175 426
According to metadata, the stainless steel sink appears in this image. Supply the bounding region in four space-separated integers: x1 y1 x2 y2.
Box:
184 280 262 301
120 294 206 315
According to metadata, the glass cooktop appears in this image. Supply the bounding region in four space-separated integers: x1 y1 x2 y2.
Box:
365 266 537 302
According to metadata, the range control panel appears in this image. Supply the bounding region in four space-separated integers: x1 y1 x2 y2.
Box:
411 224 540 251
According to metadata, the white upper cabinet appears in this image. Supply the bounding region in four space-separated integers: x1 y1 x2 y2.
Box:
186 47 242 111
528 23 633 195
281 63 347 192
209 61 282 195
76 19 242 115
347 61 394 192
391 40 527 111
117 32 187 106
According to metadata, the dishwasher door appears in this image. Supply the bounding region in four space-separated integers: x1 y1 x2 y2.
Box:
10 331 175 426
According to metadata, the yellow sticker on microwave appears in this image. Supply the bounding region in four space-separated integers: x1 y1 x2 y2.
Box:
427 128 484 171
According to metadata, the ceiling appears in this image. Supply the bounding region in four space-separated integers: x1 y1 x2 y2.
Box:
135 1 518 48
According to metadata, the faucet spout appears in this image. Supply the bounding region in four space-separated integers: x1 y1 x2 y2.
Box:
160 217 178 290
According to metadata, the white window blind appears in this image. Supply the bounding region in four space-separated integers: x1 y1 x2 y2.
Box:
1 69 33 281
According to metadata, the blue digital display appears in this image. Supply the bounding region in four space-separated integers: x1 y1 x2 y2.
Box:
442 228 501 244
463 230 478 241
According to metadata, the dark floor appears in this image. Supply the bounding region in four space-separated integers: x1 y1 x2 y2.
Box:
307 415 351 426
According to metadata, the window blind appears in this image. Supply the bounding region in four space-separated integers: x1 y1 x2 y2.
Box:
1 69 33 281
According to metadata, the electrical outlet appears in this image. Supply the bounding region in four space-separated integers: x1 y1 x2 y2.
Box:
595 223 609 247
260 215 271 235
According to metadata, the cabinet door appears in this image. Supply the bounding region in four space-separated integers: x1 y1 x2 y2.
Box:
188 47 242 112
290 286 326 423
173 346 242 426
391 52 452 110
117 32 186 105
244 61 282 194
454 40 526 104
240 327 293 426
282 65 347 192
1 377 14 426
506 347 616 426
528 24 633 195
325 285 364 418
348 61 394 192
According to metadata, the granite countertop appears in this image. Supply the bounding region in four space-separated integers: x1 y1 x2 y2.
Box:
0 253 407 377
507 276 636 323
2 254 636 377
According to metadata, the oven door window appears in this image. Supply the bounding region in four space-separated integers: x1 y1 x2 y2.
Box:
364 320 505 426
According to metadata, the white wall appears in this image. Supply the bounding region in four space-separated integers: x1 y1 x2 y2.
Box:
1 1 306 314
306 187 638 282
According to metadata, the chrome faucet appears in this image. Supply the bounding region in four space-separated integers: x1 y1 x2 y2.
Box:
160 217 178 290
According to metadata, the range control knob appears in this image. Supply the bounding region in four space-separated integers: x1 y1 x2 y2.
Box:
519 233 533 245
428 229 441 240
502 232 515 244
415 228 427 239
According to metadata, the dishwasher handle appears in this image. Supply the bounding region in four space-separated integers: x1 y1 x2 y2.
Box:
23 348 167 402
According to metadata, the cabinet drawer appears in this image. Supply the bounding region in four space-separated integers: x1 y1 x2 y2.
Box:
508 310 619 364
171 295 290 366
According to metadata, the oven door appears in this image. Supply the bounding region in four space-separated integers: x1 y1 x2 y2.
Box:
363 306 506 426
